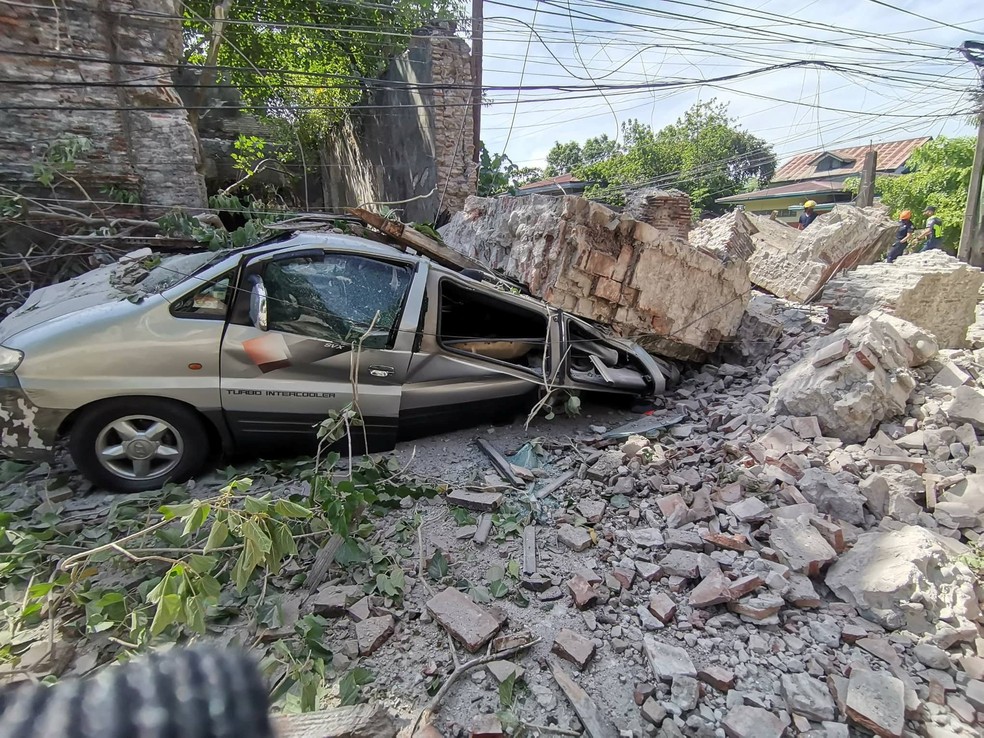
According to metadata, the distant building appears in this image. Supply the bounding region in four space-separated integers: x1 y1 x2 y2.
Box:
516 173 596 196
716 137 930 224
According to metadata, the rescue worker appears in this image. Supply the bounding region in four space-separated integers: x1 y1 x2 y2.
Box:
886 210 915 263
918 206 944 252
798 200 818 230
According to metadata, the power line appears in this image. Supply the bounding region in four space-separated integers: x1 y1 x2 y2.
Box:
859 0 983 34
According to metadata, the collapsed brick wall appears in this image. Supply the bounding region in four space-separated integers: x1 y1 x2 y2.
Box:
317 25 476 223
0 0 207 211
820 250 984 349
623 188 693 243
440 194 752 361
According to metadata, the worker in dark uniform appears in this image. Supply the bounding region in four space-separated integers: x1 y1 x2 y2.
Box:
918 206 944 252
886 210 915 263
798 200 818 230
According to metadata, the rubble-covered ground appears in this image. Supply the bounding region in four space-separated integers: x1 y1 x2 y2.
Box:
2 289 984 738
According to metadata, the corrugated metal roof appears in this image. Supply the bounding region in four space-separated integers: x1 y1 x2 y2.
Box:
772 137 930 183
716 179 845 203
517 173 580 190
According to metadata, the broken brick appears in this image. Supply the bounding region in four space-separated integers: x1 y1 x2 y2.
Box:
552 628 596 670
426 588 501 653
567 574 600 610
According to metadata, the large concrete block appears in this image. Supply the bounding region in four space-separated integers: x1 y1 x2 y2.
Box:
746 205 895 302
769 313 934 443
439 195 752 361
820 250 984 349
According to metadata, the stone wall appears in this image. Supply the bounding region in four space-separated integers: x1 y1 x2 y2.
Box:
316 25 476 223
746 206 895 302
0 0 207 211
820 251 984 349
440 194 752 361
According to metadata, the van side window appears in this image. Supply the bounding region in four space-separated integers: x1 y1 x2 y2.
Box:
172 274 233 318
263 254 413 349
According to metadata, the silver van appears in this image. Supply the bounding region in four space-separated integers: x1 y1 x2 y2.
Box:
0 232 673 491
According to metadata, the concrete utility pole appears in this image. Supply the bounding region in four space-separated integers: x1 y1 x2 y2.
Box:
857 147 878 208
470 0 483 164
958 41 984 266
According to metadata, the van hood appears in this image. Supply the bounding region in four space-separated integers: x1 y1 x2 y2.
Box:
0 251 218 343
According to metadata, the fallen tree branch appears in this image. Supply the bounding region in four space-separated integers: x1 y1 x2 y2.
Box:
409 638 540 735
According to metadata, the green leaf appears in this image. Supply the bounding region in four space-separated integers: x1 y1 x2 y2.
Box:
274 499 312 519
338 667 374 707
427 549 449 581
204 520 229 553
489 580 509 599
184 595 207 634
232 551 255 592
179 555 211 576
182 503 211 536
150 593 184 635
506 560 521 580
244 496 270 514
486 565 505 583
335 538 368 566
159 502 196 520
469 585 492 603
499 671 517 709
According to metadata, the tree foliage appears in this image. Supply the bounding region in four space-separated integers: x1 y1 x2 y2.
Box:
542 100 775 212
182 1 462 138
478 144 543 196
847 136 975 252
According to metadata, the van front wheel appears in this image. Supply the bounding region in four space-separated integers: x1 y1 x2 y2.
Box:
69 399 210 492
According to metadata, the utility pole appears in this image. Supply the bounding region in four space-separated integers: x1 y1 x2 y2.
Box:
470 0 483 165
958 41 984 266
857 147 878 208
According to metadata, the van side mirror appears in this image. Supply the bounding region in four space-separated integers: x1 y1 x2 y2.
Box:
248 276 268 331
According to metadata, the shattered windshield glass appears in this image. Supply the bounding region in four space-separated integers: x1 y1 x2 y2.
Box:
139 252 230 294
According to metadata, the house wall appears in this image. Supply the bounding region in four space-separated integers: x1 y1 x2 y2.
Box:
316 26 477 223
0 0 207 212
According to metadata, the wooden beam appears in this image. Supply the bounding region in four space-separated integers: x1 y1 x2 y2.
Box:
274 703 397 738
346 207 484 273
476 438 524 488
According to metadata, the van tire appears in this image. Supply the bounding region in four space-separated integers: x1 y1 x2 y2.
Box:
68 398 211 493
0 646 273 738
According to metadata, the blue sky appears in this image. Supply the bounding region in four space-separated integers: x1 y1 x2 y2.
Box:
477 0 983 173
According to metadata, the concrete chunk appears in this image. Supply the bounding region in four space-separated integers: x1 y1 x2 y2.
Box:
845 669 905 738
644 637 696 682
769 515 837 576
356 614 395 656
558 524 593 552
747 205 895 303
446 490 504 511
426 588 501 653
781 672 836 721
722 705 786 738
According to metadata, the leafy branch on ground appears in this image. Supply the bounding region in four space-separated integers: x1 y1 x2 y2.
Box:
0 435 438 712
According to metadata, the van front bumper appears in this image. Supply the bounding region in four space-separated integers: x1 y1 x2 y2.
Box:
0 376 61 461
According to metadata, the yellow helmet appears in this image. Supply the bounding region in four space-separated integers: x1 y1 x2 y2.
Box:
804 200 817 209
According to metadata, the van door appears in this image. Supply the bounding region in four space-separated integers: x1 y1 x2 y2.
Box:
219 248 424 454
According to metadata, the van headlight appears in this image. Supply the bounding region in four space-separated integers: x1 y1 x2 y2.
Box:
0 346 24 373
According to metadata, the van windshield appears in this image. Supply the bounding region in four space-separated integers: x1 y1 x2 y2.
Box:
139 252 232 294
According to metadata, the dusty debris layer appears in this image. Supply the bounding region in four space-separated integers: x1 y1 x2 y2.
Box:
439 194 753 361
821 250 984 350
746 205 896 302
